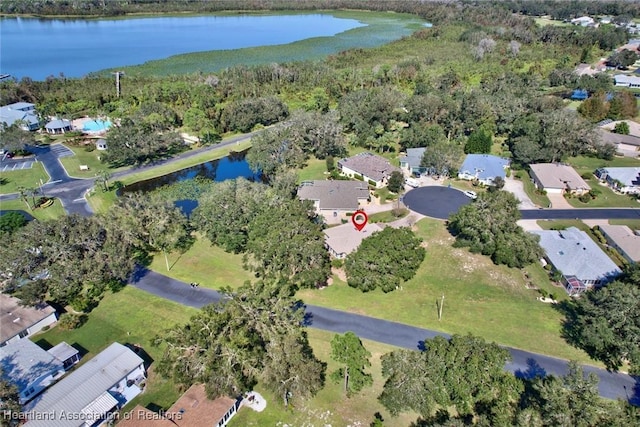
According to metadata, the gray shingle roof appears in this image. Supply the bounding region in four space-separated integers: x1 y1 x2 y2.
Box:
324 222 384 257
400 148 426 170
338 152 400 182
458 154 509 181
297 180 369 210
0 103 39 129
597 128 640 147
599 224 640 262
0 294 57 344
0 339 64 393
25 342 144 427
44 119 71 130
531 227 621 283
529 163 590 191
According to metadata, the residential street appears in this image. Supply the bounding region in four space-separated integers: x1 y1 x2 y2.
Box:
130 268 639 404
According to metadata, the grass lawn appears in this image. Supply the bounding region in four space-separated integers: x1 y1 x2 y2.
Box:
0 161 50 194
297 157 329 182
534 17 571 27
566 178 639 208
0 198 65 220
609 219 640 229
297 218 595 364
148 235 253 291
229 329 418 427
34 286 197 411
520 174 551 207
58 144 124 179
368 208 408 223
568 155 640 171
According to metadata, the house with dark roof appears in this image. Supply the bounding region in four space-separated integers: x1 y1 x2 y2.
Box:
0 102 40 131
457 154 509 186
595 167 640 194
44 118 72 134
531 227 622 295
529 163 591 195
118 384 242 427
297 180 370 224
399 147 426 174
337 152 400 188
599 224 640 263
24 342 146 427
0 339 66 404
0 294 58 347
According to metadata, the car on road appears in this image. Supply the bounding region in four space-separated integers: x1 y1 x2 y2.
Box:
463 190 477 199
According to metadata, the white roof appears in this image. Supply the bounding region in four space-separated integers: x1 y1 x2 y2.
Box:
615 74 640 85
0 339 64 393
47 342 79 362
599 167 640 187
531 227 621 283
324 222 383 257
25 343 143 427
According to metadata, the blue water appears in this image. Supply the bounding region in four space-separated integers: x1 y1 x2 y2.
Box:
0 14 365 80
83 119 112 132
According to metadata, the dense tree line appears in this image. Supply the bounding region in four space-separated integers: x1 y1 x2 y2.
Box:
497 0 640 21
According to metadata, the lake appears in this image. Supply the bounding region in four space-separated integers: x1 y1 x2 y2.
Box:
0 12 426 80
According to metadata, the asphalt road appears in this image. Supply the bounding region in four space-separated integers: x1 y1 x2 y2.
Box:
130 268 639 404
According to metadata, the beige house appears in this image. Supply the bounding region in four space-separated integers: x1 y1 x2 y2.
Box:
297 180 370 224
599 224 640 263
119 384 242 427
0 294 57 347
529 163 591 195
324 222 383 259
337 152 400 188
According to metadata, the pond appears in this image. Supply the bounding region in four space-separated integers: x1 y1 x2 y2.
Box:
0 12 427 80
120 149 261 215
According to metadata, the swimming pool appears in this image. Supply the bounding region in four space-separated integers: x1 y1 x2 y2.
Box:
82 119 112 132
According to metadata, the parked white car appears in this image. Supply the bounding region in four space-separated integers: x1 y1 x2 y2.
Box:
463 190 477 199
406 178 419 188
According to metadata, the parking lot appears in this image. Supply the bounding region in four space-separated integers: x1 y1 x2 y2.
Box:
1 157 35 171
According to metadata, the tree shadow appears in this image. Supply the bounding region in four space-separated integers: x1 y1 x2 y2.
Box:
125 343 153 370
629 377 640 406
551 300 582 349
129 265 149 284
514 358 547 380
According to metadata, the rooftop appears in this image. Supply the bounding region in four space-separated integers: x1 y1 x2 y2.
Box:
0 103 39 128
529 163 591 191
0 294 56 344
598 167 640 187
531 227 621 283
25 342 144 427
599 224 640 262
324 221 383 257
614 74 640 85
47 342 79 363
597 128 640 147
0 339 64 392
338 152 399 182
118 384 237 427
297 180 369 210
44 118 71 130
400 147 426 170
459 154 509 181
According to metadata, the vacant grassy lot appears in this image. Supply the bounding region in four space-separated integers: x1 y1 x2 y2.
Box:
297 218 595 363
59 143 124 178
0 161 50 194
297 157 329 182
34 286 197 411
229 328 418 427
148 236 253 291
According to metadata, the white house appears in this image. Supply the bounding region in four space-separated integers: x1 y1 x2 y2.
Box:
324 221 383 259
25 342 146 427
599 224 640 263
0 102 40 131
44 118 73 134
297 180 370 224
457 154 510 186
0 339 66 404
0 294 58 347
571 16 595 26
338 152 400 188
595 167 640 194
614 74 640 88
531 227 622 295
529 163 591 195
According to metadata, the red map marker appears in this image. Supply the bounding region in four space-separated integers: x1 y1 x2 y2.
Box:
352 210 368 231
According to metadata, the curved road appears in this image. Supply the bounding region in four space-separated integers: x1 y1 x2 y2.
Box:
2 140 638 403
130 268 639 404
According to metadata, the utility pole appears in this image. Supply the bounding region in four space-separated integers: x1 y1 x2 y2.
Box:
111 71 124 98
438 294 444 321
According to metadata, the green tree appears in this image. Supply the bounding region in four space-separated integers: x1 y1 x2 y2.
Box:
608 49 638 69
154 282 325 406
448 191 542 268
562 264 640 374
387 171 404 194
614 121 630 135
0 373 21 427
379 335 522 423
420 142 464 177
330 332 373 396
0 211 27 234
464 126 492 154
0 123 36 153
345 227 425 293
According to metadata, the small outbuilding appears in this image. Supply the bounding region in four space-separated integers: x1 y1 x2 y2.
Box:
95 138 108 150
44 118 72 134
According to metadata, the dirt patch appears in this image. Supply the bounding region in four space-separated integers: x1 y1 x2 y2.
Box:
332 267 347 282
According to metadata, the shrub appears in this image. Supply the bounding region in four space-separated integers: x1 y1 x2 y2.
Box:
581 172 592 180
84 144 95 152
331 259 344 269
578 193 591 203
58 313 88 330
354 173 364 181
368 179 377 186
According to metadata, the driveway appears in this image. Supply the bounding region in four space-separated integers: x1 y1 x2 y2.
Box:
503 176 537 209
547 192 573 209
403 186 472 219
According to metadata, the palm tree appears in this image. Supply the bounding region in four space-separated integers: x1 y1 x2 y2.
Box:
27 187 39 208
96 169 111 192
16 186 31 210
